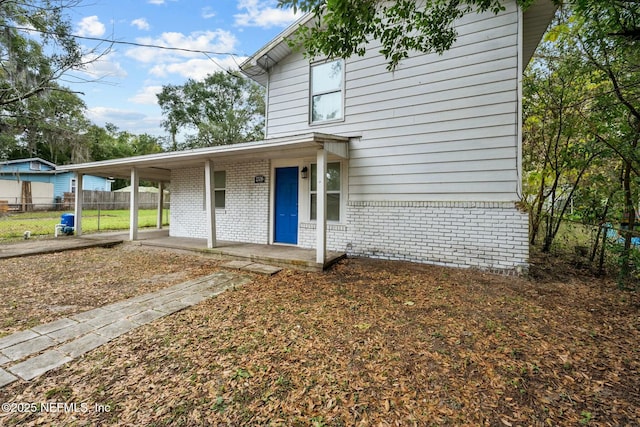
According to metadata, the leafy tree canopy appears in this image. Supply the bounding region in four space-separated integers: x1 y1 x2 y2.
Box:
157 71 265 150
0 0 86 106
278 0 543 69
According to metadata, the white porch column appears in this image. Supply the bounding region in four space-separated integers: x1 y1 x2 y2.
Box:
130 168 139 241
316 148 327 264
74 173 83 236
156 181 164 229
204 159 217 248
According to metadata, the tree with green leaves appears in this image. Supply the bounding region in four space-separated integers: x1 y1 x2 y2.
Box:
279 0 542 69
568 1 640 284
157 71 265 150
0 0 100 106
2 82 90 163
522 12 610 252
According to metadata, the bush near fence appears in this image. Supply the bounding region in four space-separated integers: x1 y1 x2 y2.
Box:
536 218 640 283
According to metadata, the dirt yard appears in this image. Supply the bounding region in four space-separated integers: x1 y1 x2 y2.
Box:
0 246 221 337
0 246 638 426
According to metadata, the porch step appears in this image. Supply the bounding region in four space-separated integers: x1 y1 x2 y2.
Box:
221 260 282 276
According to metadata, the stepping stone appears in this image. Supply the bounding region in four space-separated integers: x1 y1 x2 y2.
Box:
222 260 254 269
2 335 57 362
8 350 72 381
46 322 95 343
31 317 78 335
71 307 111 323
0 353 9 365
128 309 166 326
244 263 282 275
0 330 39 350
57 333 110 359
94 319 137 340
0 368 17 387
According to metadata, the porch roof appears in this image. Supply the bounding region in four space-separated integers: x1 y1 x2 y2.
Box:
57 133 349 182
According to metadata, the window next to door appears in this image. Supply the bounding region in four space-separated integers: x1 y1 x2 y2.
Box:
203 170 226 210
310 162 341 221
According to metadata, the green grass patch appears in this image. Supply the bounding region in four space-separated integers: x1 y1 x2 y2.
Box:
0 209 169 239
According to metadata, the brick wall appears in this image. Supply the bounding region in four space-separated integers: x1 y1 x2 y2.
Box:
345 201 529 273
299 222 348 251
298 201 527 273
170 160 270 243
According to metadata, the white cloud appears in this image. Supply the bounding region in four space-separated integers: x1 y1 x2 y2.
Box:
128 85 163 105
88 107 163 136
79 51 128 79
125 30 237 64
76 16 106 37
149 56 244 80
131 18 150 31
234 0 301 28
202 7 216 19
148 0 165 5
88 106 146 122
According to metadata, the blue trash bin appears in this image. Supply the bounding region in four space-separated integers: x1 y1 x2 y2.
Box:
61 213 75 228
60 213 75 235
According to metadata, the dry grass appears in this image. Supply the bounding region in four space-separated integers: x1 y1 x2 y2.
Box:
0 245 220 337
0 249 639 426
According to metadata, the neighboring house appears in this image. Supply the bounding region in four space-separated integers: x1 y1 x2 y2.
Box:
59 0 556 272
0 158 112 208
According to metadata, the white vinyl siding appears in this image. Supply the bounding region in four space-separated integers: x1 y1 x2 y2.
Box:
265 1 521 202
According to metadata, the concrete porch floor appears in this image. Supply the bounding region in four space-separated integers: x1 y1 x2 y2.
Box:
82 229 346 272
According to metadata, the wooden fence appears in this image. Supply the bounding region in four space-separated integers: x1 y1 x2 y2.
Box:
63 190 170 210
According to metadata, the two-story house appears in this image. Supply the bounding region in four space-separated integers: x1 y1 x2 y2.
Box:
60 0 556 272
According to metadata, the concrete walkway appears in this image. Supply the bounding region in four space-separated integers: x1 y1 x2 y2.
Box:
0 271 250 389
0 236 123 260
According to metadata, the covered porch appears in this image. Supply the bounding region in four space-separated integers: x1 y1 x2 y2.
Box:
58 133 350 269
82 229 346 272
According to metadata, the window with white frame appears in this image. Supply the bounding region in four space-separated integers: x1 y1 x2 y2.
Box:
214 170 226 209
310 162 341 221
29 161 41 171
202 170 226 209
310 60 344 123
70 178 77 194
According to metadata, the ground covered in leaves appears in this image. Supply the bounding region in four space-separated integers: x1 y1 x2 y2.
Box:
0 250 639 426
0 246 220 337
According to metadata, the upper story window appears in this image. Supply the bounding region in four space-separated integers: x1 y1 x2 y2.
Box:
29 161 41 171
310 59 344 123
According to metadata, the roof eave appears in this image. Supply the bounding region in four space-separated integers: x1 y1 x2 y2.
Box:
57 133 350 182
240 12 315 85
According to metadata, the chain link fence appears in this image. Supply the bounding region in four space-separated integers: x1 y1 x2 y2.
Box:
0 191 169 242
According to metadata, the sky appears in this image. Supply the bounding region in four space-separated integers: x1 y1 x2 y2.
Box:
62 0 302 138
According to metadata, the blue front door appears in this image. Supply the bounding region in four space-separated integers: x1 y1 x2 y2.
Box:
274 167 299 244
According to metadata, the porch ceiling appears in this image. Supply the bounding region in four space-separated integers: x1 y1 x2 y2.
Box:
57 133 350 182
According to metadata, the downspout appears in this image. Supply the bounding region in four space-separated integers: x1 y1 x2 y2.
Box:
516 2 524 200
